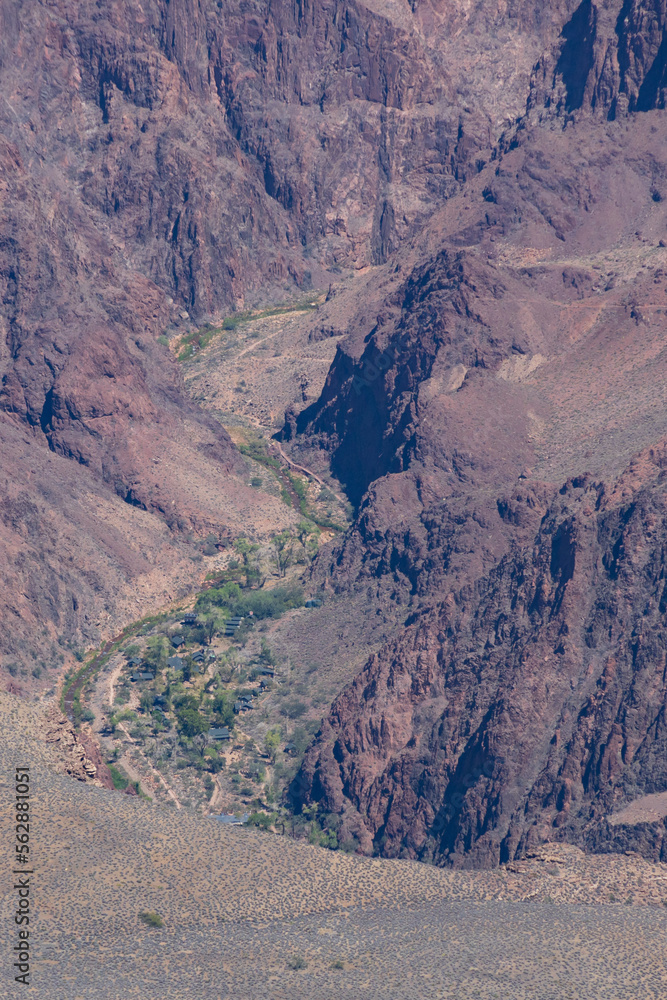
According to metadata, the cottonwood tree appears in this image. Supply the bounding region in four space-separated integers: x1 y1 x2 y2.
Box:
263 726 281 762
202 611 226 646
271 530 294 577
144 636 168 673
234 537 264 588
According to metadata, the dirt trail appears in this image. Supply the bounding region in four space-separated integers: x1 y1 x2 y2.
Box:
116 723 182 809
271 441 347 506
107 661 123 708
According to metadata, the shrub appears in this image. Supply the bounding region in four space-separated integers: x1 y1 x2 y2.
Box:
108 765 129 790
330 960 345 970
80 708 95 723
247 811 273 830
287 955 307 970
250 476 263 488
199 582 303 621
139 911 164 928
176 707 207 738
282 699 307 720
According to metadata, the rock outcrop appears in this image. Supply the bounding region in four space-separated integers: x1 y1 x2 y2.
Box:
292 455 667 865
288 100 667 863
44 706 113 787
0 0 581 669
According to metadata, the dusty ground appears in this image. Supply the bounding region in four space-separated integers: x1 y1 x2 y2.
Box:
1 692 667 998
179 299 348 433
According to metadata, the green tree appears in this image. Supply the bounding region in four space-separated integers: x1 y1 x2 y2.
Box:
271 530 294 577
139 692 153 715
182 655 195 683
212 691 235 728
263 726 281 763
234 538 262 588
176 707 207 738
296 520 320 555
144 636 168 673
202 610 227 646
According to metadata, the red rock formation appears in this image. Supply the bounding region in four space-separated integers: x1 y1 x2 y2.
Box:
287 50 667 863
4 0 667 869
293 454 667 865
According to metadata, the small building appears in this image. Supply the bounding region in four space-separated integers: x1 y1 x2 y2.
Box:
127 657 142 668
256 667 275 677
131 671 155 682
284 742 297 755
305 599 322 608
192 650 205 663
214 812 249 825
207 726 231 741
182 612 199 625
224 617 244 637
167 656 184 669
233 700 243 714
171 635 185 648
154 695 168 709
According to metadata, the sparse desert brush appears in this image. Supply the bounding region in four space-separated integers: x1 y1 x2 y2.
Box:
139 911 164 928
287 954 308 970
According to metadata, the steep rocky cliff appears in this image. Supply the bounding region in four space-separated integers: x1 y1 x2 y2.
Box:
0 0 580 668
287 17 667 862
293 455 667 865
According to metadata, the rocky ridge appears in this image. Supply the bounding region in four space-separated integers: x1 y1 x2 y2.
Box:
287 14 667 863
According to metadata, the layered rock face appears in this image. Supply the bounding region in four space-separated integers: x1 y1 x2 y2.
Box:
288 15 667 862
294 458 667 865
0 0 580 666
